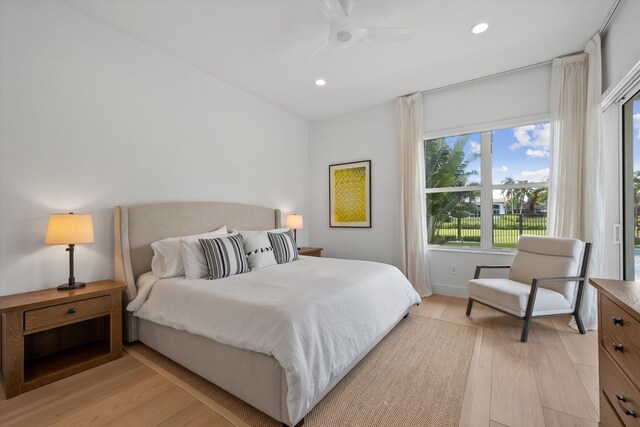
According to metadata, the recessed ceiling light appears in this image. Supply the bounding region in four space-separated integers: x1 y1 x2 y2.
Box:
470 22 489 34
315 79 326 86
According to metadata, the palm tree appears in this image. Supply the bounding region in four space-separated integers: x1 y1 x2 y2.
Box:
500 177 516 214
425 136 480 243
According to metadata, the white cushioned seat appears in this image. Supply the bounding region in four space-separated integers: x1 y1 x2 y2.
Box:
468 278 572 317
466 235 590 342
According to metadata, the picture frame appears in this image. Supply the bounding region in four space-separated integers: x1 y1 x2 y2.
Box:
329 160 371 228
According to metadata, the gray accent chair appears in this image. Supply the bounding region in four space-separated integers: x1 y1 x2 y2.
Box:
466 235 592 342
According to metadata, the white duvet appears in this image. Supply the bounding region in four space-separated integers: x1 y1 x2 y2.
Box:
128 256 421 423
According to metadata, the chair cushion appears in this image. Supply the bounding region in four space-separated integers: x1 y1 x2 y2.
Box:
468 278 572 317
509 236 584 305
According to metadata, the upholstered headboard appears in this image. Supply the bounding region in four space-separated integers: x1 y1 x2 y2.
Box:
114 201 281 341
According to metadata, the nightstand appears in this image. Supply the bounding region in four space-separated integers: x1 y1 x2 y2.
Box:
298 247 323 257
0 280 125 398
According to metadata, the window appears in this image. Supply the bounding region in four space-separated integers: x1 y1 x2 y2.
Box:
425 121 550 250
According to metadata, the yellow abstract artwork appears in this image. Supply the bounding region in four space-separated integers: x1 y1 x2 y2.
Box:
333 166 367 222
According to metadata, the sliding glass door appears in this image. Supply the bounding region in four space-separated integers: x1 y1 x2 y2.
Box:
623 88 640 280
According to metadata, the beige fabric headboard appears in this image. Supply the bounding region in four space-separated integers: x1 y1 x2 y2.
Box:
114 201 281 341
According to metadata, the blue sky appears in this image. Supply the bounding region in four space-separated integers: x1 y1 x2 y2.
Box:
443 123 550 187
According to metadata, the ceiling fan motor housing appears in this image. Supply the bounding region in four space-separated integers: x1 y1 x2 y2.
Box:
336 30 352 42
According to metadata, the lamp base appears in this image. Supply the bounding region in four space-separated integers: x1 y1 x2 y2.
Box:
57 282 86 290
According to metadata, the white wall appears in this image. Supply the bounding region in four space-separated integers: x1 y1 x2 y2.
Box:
602 0 640 94
308 101 402 268
0 0 309 296
308 65 551 296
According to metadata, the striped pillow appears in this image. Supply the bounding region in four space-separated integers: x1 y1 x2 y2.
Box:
267 230 299 264
199 234 249 279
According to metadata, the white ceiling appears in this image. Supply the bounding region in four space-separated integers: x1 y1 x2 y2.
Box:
62 0 614 121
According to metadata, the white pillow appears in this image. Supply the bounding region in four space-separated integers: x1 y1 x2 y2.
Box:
151 226 227 278
240 231 277 270
182 230 237 279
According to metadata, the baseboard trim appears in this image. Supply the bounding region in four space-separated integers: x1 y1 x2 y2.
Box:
431 283 468 298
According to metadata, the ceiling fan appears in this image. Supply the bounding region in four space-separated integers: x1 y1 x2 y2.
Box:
308 0 418 62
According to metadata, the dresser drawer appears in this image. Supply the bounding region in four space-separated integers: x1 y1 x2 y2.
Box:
601 294 640 387
600 348 640 426
24 295 111 333
602 391 626 427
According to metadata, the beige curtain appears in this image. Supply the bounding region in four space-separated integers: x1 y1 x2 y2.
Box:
548 33 603 330
397 93 432 297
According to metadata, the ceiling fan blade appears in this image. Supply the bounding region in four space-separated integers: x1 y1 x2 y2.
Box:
355 27 418 43
322 0 350 20
307 39 337 62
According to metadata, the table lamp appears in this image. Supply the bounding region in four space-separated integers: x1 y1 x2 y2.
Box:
285 214 303 248
45 213 95 290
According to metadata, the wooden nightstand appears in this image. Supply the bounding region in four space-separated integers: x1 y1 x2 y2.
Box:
0 280 125 398
298 247 323 257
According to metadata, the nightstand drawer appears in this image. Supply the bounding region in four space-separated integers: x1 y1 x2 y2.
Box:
24 295 111 333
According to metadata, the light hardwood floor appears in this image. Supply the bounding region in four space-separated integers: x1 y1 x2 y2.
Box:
410 295 599 427
0 295 599 427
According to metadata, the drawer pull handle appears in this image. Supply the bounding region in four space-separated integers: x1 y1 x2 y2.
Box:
615 395 637 418
613 343 624 353
68 307 76 314
612 316 624 326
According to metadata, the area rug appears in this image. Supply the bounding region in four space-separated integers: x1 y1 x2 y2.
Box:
127 314 478 427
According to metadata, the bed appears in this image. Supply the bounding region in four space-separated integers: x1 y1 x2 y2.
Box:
114 202 420 426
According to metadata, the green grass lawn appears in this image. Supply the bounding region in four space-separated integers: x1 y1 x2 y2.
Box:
433 216 547 249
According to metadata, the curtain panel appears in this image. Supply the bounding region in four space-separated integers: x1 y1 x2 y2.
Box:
397 93 432 297
548 33 604 331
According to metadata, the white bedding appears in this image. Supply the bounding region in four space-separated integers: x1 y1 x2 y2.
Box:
127 256 421 423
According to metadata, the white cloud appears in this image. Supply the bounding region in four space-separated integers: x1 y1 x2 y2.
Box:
525 149 547 158
510 123 551 156
520 168 549 182
469 140 481 154
494 165 509 172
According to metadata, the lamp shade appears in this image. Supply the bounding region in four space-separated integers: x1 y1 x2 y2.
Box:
45 213 95 245
285 214 303 230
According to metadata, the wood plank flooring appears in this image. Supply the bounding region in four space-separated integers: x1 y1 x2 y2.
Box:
0 295 598 427
0 353 233 427
411 295 599 427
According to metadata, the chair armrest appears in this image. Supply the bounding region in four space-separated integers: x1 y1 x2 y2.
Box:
474 265 511 279
532 276 585 284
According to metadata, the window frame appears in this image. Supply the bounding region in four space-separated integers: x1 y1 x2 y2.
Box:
424 114 550 252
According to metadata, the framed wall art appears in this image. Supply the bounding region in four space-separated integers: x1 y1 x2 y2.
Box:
329 160 371 228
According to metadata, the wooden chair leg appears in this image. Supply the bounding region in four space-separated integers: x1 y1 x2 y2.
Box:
466 299 473 316
521 317 532 342
574 312 586 335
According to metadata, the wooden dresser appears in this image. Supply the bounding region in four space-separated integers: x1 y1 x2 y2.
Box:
590 278 640 426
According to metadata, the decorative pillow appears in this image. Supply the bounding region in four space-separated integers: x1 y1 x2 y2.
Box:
240 231 277 270
199 234 249 279
267 230 299 264
181 230 235 280
151 226 227 278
